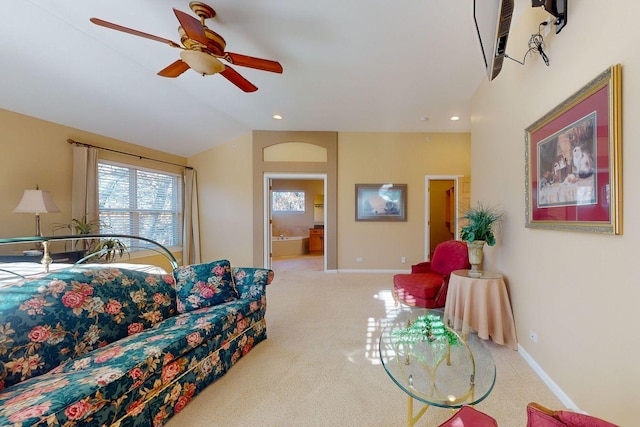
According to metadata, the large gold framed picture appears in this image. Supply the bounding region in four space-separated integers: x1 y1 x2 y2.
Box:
525 64 622 234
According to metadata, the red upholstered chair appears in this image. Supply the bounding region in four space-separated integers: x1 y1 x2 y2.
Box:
438 406 498 427
393 240 470 308
526 403 619 427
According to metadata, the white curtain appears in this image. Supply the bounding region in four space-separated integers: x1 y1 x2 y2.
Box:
71 146 99 225
183 168 201 265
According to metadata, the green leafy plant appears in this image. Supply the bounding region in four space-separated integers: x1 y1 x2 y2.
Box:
459 203 504 247
90 239 127 263
52 214 101 236
52 215 127 262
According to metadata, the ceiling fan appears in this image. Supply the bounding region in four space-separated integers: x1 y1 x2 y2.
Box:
90 1 283 92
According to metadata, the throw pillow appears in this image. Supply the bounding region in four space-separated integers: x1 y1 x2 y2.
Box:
173 260 238 313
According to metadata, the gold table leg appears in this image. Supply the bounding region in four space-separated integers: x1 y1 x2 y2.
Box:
407 395 430 427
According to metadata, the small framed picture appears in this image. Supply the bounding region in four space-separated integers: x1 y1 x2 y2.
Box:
355 184 407 222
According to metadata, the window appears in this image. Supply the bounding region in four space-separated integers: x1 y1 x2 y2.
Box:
272 191 305 213
98 161 182 251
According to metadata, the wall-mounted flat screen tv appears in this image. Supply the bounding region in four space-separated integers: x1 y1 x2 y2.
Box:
474 0 514 81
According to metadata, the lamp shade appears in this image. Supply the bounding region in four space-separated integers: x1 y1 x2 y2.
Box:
179 50 225 75
13 190 61 214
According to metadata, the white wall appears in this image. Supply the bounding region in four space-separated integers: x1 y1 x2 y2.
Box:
471 2 640 424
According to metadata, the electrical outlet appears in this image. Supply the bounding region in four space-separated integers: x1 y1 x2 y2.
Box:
529 330 538 343
401 256 406 264
356 257 363 262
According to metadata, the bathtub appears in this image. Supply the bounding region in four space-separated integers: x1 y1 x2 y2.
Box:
271 236 310 257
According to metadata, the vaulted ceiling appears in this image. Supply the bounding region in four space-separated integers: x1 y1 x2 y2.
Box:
1 0 513 157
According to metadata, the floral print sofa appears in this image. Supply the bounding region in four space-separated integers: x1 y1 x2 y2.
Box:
0 259 273 426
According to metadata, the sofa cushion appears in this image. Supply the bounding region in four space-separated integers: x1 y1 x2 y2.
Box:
174 260 238 313
393 272 444 299
0 267 177 389
0 297 264 426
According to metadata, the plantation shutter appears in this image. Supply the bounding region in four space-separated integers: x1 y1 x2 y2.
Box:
98 161 182 250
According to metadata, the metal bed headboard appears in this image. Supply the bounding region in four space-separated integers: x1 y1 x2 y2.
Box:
0 234 179 273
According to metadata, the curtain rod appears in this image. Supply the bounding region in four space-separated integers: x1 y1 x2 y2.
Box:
67 139 193 170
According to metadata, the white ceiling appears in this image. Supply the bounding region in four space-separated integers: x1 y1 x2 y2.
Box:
2 0 499 157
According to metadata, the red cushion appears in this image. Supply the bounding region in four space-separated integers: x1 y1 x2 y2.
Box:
439 406 498 427
430 240 470 275
411 261 432 274
526 403 619 427
557 411 619 427
393 288 441 308
393 272 443 299
527 405 565 427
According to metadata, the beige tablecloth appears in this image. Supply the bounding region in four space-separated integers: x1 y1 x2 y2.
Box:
444 269 518 350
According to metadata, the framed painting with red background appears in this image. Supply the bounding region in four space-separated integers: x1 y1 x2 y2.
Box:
525 64 622 234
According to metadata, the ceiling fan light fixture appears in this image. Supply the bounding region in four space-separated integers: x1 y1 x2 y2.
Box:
180 50 225 75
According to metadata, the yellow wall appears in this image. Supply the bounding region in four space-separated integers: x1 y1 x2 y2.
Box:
0 108 187 265
1 110 72 237
187 131 470 270
337 132 470 269
471 2 639 424
187 133 255 266
251 131 339 269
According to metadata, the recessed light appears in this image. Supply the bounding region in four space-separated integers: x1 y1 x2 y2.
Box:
419 116 429 122
272 114 283 120
450 116 460 121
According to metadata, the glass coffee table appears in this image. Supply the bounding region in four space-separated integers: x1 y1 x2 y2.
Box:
379 308 496 426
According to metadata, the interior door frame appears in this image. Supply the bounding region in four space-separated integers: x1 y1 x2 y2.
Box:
424 175 461 261
263 173 327 270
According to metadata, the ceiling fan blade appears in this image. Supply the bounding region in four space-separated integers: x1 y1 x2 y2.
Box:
158 60 190 78
224 52 283 74
90 18 180 48
220 66 258 92
173 8 209 46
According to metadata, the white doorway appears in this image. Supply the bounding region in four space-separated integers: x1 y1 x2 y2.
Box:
424 175 462 261
263 173 327 271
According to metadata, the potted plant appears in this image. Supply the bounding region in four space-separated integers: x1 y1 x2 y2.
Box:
459 203 504 277
90 238 127 263
52 214 127 262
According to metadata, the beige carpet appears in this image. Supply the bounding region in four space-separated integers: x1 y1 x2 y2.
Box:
168 257 562 426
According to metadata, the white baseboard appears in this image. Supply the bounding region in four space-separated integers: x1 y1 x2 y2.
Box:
517 344 581 411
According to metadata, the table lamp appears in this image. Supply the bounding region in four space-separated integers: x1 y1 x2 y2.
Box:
13 187 61 236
